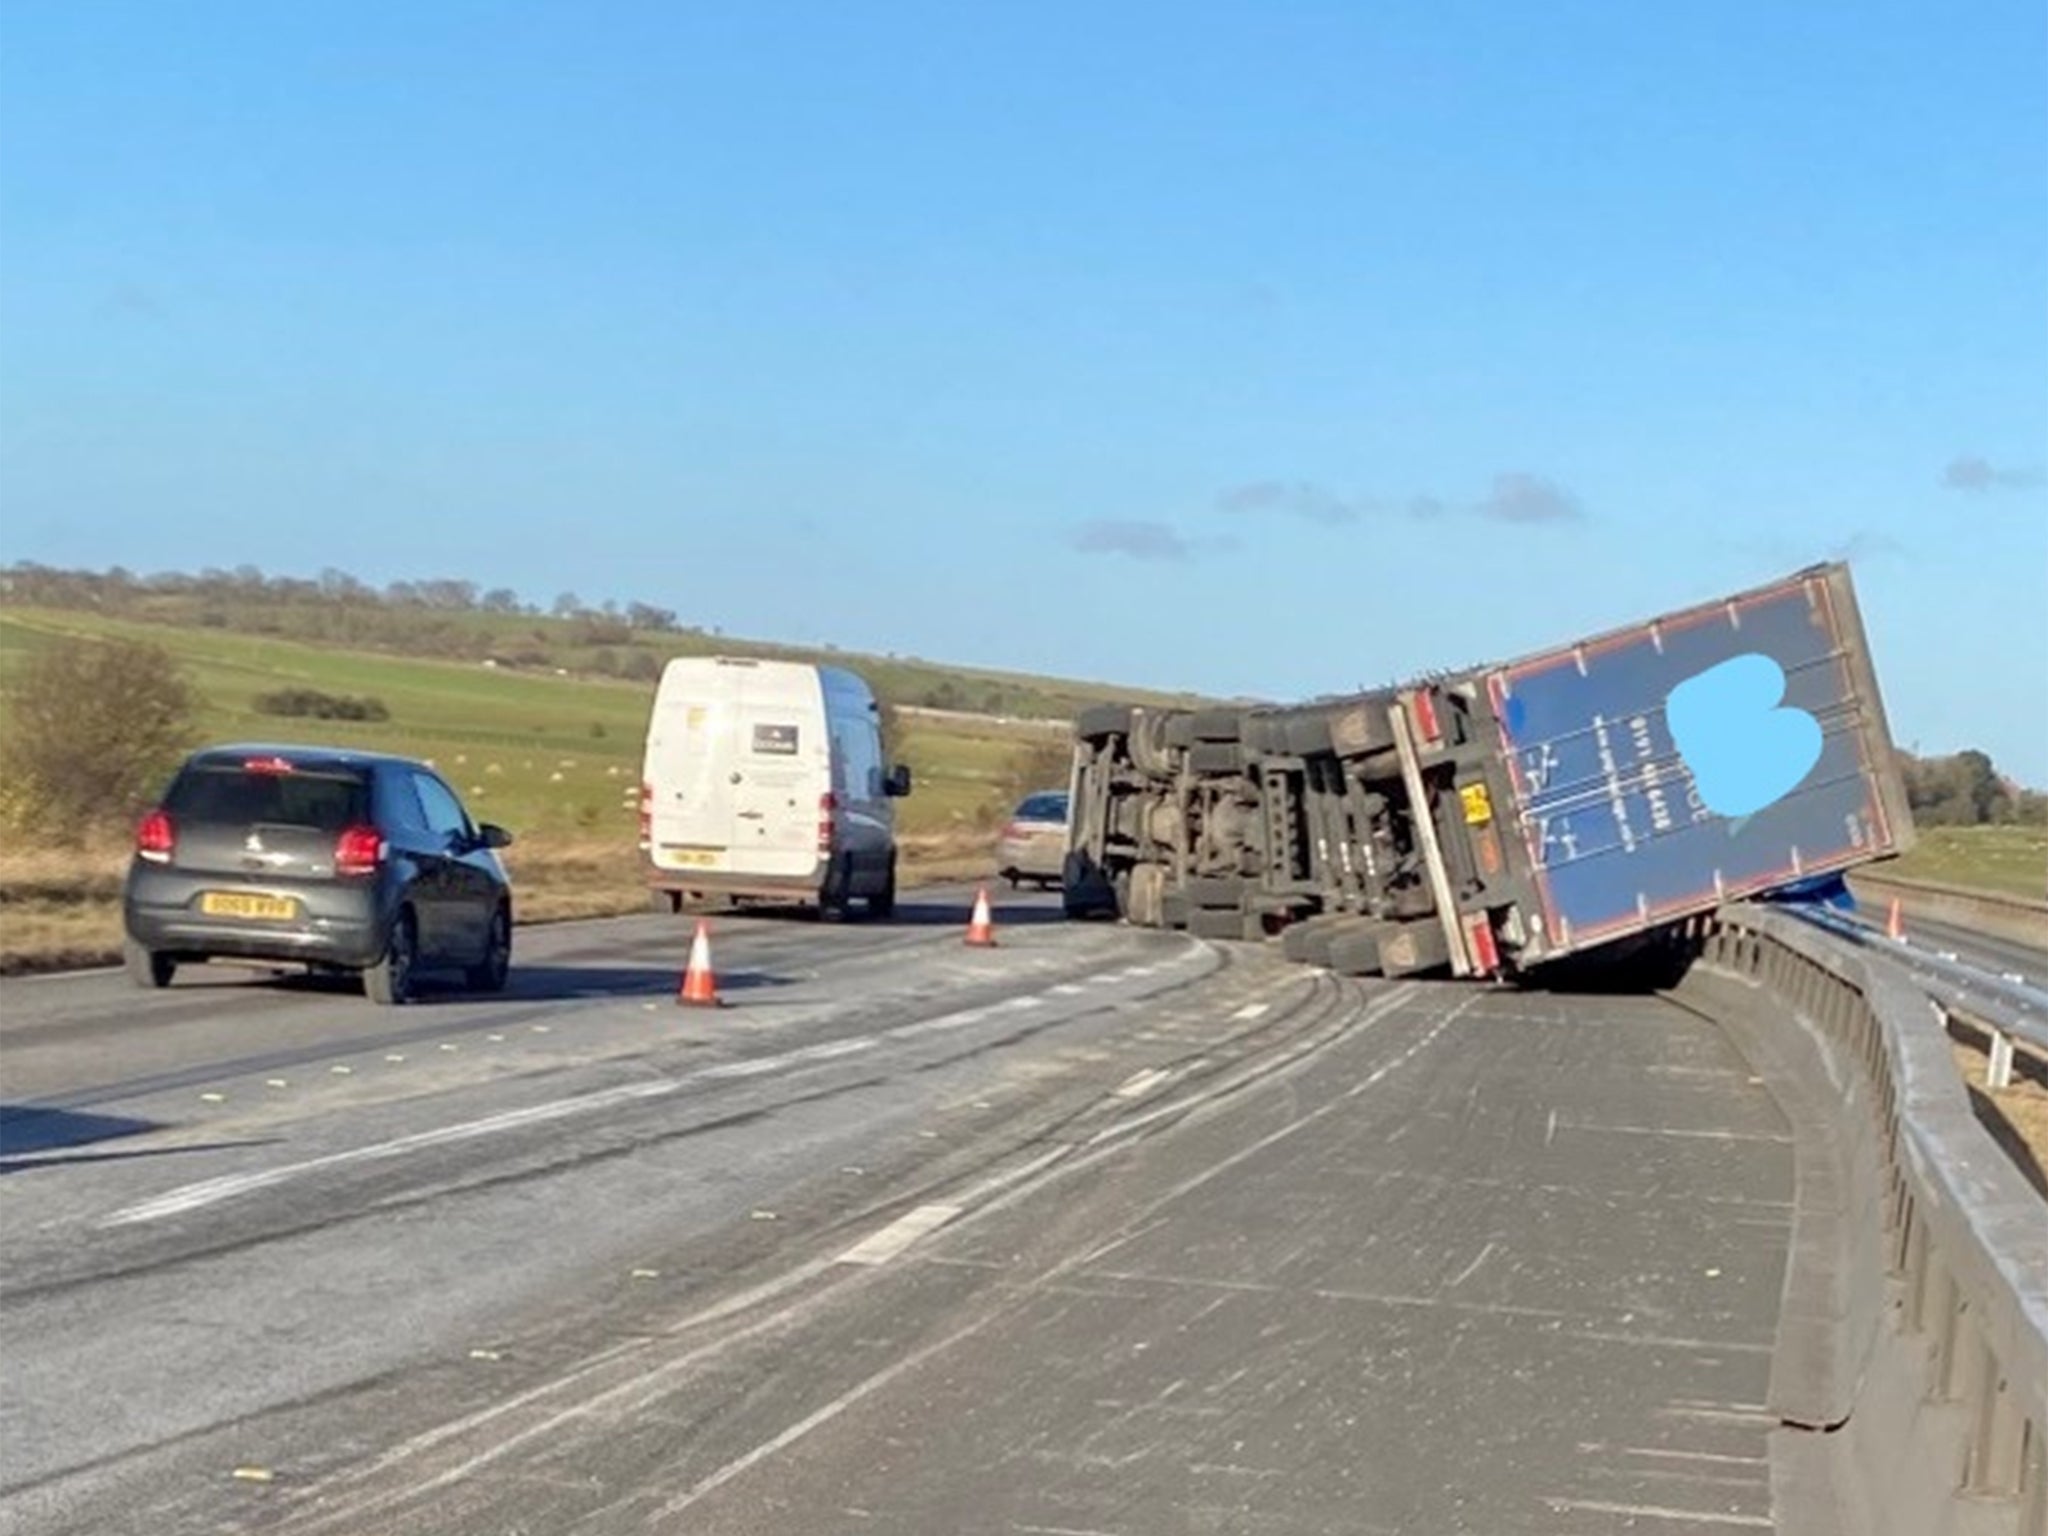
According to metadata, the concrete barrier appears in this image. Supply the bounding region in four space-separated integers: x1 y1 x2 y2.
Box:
1672 905 2048 1536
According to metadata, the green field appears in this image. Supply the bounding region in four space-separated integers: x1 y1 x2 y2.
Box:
1885 825 2048 902
0 608 1073 844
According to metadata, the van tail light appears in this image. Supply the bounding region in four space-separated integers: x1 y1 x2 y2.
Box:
1410 689 1442 745
818 793 838 855
1002 822 1025 840
335 825 386 878
136 809 175 864
638 781 652 849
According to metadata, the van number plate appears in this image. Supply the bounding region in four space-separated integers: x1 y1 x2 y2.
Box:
200 892 298 920
669 849 722 868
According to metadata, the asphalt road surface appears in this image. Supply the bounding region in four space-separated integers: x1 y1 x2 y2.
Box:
1 888 1793 1535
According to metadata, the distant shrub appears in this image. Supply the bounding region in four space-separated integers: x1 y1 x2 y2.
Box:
621 651 662 682
253 687 391 722
0 637 196 837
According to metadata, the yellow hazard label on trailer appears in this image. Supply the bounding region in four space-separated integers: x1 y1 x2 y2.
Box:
1459 783 1494 826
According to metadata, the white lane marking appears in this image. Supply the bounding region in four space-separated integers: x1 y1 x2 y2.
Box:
1545 1497 1769 1528
1447 1240 1497 1289
1552 1122 1790 1144
1113 1068 1173 1101
1085 984 1434 1151
834 1202 962 1266
1576 1444 1767 1468
1051 983 1085 996
1231 1001 1271 1020
108 1036 875 1227
102 950 1208 1228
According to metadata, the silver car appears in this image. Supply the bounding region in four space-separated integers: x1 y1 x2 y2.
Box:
995 790 1070 889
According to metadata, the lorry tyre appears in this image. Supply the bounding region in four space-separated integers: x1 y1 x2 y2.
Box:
1188 741 1244 775
1286 712 1335 756
1327 929 1385 977
1076 704 1134 742
1186 875 1245 910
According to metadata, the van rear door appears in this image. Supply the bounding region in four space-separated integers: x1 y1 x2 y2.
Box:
648 687 738 873
732 700 823 875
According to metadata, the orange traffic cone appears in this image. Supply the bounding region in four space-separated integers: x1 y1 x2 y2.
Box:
1885 897 1905 943
678 919 721 1006
965 887 997 948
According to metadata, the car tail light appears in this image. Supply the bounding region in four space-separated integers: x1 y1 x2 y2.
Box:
1410 689 1442 744
335 825 385 877
638 782 652 848
817 793 838 854
136 809 174 864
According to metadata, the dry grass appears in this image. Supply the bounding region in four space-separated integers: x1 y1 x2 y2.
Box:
0 828 1010 976
1949 1024 2048 1200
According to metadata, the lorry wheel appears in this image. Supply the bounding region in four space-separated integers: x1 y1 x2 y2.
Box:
1187 909 1246 941
1076 704 1134 742
1285 712 1335 756
1188 741 1244 775
1186 875 1246 910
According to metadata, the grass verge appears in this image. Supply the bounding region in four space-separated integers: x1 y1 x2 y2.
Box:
0 831 1008 977
1887 825 2048 902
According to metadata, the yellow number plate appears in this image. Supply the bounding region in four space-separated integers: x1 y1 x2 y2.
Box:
670 849 722 868
1459 783 1494 826
200 892 299 920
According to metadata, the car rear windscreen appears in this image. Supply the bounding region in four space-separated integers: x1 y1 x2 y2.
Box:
166 766 371 831
1016 793 1070 822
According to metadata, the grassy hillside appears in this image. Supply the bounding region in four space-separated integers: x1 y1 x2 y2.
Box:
0 608 1081 971
0 608 1072 839
1883 826 2048 902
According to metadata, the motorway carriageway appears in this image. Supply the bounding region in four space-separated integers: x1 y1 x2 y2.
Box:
2 887 1793 1535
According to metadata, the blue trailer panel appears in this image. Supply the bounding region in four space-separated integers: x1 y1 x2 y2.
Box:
1485 566 1911 954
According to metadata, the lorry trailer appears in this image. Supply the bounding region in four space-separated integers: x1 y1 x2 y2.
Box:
1061 562 1915 980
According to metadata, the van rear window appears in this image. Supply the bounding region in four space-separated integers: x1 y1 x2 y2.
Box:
165 766 370 831
751 723 799 756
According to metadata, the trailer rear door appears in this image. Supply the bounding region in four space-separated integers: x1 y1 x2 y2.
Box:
1486 564 1912 958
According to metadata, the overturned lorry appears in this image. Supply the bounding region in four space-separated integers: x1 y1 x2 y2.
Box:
1062 562 1915 981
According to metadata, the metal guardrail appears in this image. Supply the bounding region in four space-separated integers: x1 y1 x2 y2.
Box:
1795 905 2048 1091
1850 868 2048 955
1681 903 2048 1536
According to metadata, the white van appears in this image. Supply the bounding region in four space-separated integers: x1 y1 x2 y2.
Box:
639 657 912 916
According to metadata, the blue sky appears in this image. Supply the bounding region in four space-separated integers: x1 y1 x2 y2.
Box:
3 3 2043 780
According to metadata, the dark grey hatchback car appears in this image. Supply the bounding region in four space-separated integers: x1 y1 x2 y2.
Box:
122 744 515 1004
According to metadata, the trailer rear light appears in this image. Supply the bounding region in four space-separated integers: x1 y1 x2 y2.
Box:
136 809 175 864
335 825 386 877
638 782 652 848
1464 912 1500 975
1410 689 1442 744
818 793 838 854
